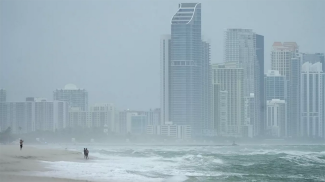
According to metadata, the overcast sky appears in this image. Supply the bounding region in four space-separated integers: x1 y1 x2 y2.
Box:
1 0 324 110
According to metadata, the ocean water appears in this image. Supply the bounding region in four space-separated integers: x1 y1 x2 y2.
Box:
37 145 325 182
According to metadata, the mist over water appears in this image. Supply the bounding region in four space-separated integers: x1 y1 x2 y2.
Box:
33 145 325 182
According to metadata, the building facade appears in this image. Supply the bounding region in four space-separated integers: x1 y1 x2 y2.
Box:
0 98 68 134
300 62 324 138
162 3 211 137
146 123 191 139
69 103 116 132
53 84 88 111
212 62 244 137
160 35 171 125
271 42 300 138
264 70 287 101
224 29 264 137
266 99 286 137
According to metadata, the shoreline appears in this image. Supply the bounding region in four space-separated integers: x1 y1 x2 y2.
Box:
0 145 93 182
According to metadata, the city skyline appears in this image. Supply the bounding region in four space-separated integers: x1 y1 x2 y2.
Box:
1 0 324 110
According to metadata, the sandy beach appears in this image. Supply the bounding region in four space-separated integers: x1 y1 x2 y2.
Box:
0 144 91 182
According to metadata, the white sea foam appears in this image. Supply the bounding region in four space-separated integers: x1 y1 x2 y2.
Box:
32 145 325 181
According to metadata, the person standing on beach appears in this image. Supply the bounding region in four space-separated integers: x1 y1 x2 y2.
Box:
83 148 86 159
85 148 89 159
20 139 24 150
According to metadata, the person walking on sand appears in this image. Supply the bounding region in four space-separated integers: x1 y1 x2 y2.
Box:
85 148 89 159
83 148 86 159
20 139 24 150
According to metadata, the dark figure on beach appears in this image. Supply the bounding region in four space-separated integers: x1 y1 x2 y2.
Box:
20 139 24 150
83 148 87 159
85 148 89 159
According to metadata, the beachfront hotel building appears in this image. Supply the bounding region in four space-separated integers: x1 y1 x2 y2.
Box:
300 62 325 138
53 84 88 111
266 99 286 137
0 98 68 134
224 29 264 137
160 3 212 137
212 62 244 137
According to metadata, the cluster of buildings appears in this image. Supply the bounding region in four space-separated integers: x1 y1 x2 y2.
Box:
1 3 324 140
0 85 183 139
160 3 325 139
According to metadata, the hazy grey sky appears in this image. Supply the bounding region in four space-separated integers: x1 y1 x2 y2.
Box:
1 0 324 110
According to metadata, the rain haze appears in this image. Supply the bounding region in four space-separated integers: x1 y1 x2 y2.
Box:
1 0 324 109
1 0 325 182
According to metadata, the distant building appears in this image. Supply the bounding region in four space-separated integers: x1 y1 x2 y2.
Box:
160 35 171 125
300 62 325 138
271 42 299 78
271 42 300 138
130 115 147 135
212 83 228 136
212 62 244 137
53 84 88 111
68 103 116 132
0 89 6 102
266 99 286 137
144 108 161 126
301 53 324 73
146 122 191 139
162 3 212 137
0 98 68 133
264 70 287 101
224 29 264 137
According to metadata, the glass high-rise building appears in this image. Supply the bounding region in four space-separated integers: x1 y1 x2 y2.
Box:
161 3 211 136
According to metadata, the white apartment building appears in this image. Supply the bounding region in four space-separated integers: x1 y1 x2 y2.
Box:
0 98 68 133
301 62 325 138
212 62 244 137
69 103 117 132
271 42 299 78
224 29 264 137
53 84 88 111
266 99 286 137
146 122 191 139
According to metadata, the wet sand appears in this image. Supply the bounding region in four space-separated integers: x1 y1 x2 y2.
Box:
0 145 91 182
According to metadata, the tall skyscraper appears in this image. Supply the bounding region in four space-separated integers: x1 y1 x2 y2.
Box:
53 84 88 111
300 62 324 138
212 62 244 137
224 29 264 136
0 89 6 102
161 3 211 136
271 42 300 138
